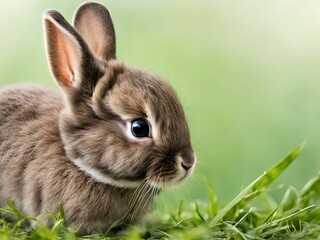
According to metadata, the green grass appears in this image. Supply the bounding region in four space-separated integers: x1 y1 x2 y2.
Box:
1 143 319 239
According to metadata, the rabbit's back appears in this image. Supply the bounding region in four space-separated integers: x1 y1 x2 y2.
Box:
0 85 63 208
0 85 62 127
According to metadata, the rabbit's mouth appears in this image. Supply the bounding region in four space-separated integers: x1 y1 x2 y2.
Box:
146 171 192 190
146 153 196 189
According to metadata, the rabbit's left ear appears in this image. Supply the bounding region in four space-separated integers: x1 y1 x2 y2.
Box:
43 10 99 98
43 10 91 90
73 2 116 60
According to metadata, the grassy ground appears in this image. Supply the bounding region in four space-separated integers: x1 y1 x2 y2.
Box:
1 144 319 239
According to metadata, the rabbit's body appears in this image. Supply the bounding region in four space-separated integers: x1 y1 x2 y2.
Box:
0 2 195 233
0 86 153 231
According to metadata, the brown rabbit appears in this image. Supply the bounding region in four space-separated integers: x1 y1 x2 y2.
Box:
0 2 196 233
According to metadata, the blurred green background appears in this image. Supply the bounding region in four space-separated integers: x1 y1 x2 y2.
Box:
0 0 319 208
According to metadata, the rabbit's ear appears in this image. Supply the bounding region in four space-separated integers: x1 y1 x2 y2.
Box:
73 2 116 60
43 10 93 90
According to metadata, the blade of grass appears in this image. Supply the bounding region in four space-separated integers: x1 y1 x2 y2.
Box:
300 172 320 197
262 205 280 224
234 207 253 227
5 200 38 222
224 222 249 240
51 219 64 232
209 173 265 226
209 143 304 226
251 142 304 192
178 199 184 220
194 202 206 223
59 202 65 221
257 204 316 231
206 181 218 218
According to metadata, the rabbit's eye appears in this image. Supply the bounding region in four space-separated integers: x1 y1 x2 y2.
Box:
131 119 150 138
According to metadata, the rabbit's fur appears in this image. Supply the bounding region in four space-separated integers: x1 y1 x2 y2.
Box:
0 2 195 233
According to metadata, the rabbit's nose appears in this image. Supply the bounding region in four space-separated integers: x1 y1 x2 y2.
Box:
181 161 193 171
180 149 196 171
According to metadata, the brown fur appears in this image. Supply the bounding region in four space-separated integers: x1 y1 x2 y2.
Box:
0 2 195 233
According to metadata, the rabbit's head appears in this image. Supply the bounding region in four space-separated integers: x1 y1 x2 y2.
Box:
43 2 195 189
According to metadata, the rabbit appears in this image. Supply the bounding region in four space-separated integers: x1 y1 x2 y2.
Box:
0 2 196 234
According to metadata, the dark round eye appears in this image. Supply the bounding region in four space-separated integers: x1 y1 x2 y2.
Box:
131 119 150 138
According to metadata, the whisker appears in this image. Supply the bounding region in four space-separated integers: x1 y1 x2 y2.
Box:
120 181 148 224
134 186 158 223
128 181 147 210
129 184 154 224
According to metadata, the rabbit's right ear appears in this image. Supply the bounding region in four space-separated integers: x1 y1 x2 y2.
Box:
73 2 116 60
43 10 93 91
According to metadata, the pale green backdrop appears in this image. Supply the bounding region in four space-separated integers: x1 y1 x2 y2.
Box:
0 1 319 208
